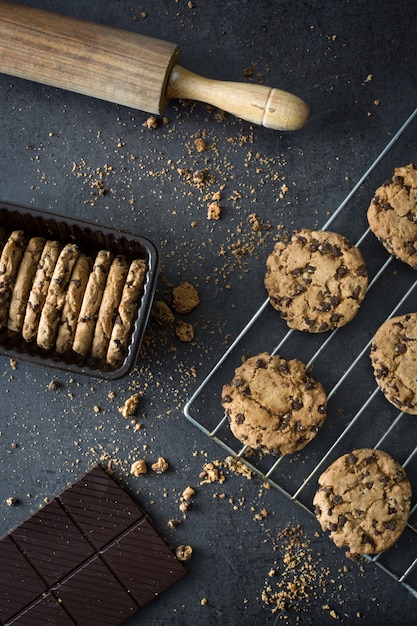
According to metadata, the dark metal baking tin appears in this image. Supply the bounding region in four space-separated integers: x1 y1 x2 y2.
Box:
0 201 159 379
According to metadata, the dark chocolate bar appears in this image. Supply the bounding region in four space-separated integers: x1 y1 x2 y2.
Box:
0 465 187 625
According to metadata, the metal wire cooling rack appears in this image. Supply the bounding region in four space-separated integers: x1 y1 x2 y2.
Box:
184 106 417 598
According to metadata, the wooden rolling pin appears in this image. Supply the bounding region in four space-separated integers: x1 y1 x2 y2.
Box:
0 1 309 131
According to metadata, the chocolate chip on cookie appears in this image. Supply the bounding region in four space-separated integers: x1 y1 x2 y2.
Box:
264 228 368 332
221 352 327 455
313 448 411 557
367 163 417 269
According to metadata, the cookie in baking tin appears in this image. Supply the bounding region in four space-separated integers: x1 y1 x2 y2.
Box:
7 236 46 334
72 250 113 356
367 163 417 269
91 255 129 359
22 240 62 342
55 253 92 354
106 258 147 366
37 243 80 350
221 352 327 456
0 230 26 328
370 312 417 414
313 448 411 557
264 228 368 332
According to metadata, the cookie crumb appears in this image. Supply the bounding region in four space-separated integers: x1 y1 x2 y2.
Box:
194 137 206 152
175 320 194 342
172 282 200 314
119 393 141 418
130 460 147 477
6 496 19 506
151 457 169 474
168 517 181 529
182 486 195 501
176 544 193 562
207 201 221 220
143 116 158 129
151 300 175 325
47 379 61 391
200 598 208 606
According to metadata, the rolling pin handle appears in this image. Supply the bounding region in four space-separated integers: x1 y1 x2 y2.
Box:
166 65 309 131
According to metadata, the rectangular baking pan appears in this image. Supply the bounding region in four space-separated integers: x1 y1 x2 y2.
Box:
0 201 159 379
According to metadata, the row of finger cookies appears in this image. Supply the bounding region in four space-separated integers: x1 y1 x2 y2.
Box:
0 229 147 366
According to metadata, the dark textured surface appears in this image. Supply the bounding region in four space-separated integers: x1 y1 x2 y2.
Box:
1 1 417 624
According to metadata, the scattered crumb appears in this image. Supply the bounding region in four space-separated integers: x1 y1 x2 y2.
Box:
130 460 147 477
119 393 141 418
200 598 208 606
151 300 175 325
47 379 61 391
176 544 193 562
168 517 181 529
199 461 226 485
172 282 200 314
182 486 195 501
194 137 206 152
175 320 194 342
143 116 158 129
207 201 221 220
151 457 169 474
6 497 19 506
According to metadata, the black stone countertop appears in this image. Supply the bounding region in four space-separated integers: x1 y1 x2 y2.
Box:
1 1 417 624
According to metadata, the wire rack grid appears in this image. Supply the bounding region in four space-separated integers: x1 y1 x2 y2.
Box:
184 107 417 598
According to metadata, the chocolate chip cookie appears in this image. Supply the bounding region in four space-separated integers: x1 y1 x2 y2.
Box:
37 243 80 350
0 230 27 328
55 254 91 354
313 448 411 557
72 250 113 356
221 352 327 456
367 163 417 269
264 228 368 332
91 255 129 359
22 240 62 342
106 258 147 365
7 236 46 334
370 312 417 414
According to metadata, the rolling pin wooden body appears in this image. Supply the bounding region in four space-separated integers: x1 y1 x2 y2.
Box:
0 1 309 131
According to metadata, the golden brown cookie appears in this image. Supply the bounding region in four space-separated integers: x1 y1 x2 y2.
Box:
221 352 327 455
0 230 27 328
37 243 80 350
22 240 62 342
72 250 113 356
7 236 46 334
264 229 368 332
91 255 129 359
313 448 411 557
367 163 417 269
55 254 92 354
106 258 147 366
370 312 417 414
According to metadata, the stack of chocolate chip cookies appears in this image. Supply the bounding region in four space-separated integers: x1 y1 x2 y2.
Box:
0 228 147 366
